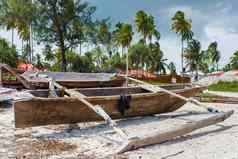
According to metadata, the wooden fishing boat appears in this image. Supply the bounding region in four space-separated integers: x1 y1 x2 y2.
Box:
14 84 205 128
20 71 125 89
0 63 125 89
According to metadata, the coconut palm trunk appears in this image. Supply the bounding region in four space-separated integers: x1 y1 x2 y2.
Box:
195 63 199 81
29 24 33 63
11 29 14 48
181 37 184 73
79 42 82 55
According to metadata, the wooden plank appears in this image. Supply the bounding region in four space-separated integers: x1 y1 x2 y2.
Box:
117 110 234 154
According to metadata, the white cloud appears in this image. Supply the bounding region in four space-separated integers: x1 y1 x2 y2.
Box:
160 6 193 18
0 29 22 50
0 2 237 71
215 1 232 14
204 24 238 66
216 1 224 8
0 29 44 57
159 4 238 69
160 36 182 71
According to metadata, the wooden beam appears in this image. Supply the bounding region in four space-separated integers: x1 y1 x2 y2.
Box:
117 110 234 154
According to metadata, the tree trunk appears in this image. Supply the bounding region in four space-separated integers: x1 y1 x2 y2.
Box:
30 25 34 63
195 64 198 81
22 39 24 57
27 39 30 63
143 35 147 45
59 39 67 72
11 29 14 48
61 47 67 72
181 37 184 73
79 42 82 55
126 46 129 86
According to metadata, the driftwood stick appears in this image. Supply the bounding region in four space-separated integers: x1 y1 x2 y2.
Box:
52 80 128 140
117 110 234 154
127 77 219 113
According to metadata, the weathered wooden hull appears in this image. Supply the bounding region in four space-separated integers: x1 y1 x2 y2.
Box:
23 77 126 89
1 64 126 89
14 86 204 128
20 71 126 89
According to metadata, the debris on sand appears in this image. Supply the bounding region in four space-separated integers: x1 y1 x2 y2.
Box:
32 139 77 154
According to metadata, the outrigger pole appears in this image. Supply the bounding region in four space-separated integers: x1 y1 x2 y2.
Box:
125 76 221 113
116 76 234 153
49 78 129 140
48 77 233 154
117 110 233 153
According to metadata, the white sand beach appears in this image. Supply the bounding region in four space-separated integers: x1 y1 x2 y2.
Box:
0 101 237 159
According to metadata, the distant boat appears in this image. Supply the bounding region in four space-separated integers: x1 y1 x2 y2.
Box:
0 63 125 89
20 71 125 89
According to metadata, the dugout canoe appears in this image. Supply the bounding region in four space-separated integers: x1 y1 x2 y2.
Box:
14 85 205 128
20 71 125 89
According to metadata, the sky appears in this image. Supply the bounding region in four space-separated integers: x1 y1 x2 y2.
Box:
1 0 238 71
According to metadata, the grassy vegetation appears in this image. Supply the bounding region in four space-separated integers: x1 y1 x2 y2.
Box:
2 74 17 81
198 92 216 102
208 81 238 92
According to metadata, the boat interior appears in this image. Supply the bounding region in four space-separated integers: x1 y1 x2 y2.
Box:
27 84 192 98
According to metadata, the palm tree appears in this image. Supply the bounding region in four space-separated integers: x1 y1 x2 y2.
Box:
114 23 133 85
135 10 149 44
184 39 203 80
91 47 103 68
168 62 176 75
129 41 150 70
148 42 167 74
147 15 159 45
0 0 36 63
96 20 112 57
207 42 220 71
199 50 209 74
73 20 86 55
171 11 193 73
0 37 18 67
228 50 238 70
114 23 133 55
0 0 16 47
113 22 123 55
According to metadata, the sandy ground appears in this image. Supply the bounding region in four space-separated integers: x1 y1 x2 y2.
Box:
0 101 238 159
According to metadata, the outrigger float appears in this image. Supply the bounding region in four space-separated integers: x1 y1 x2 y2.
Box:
13 76 234 153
